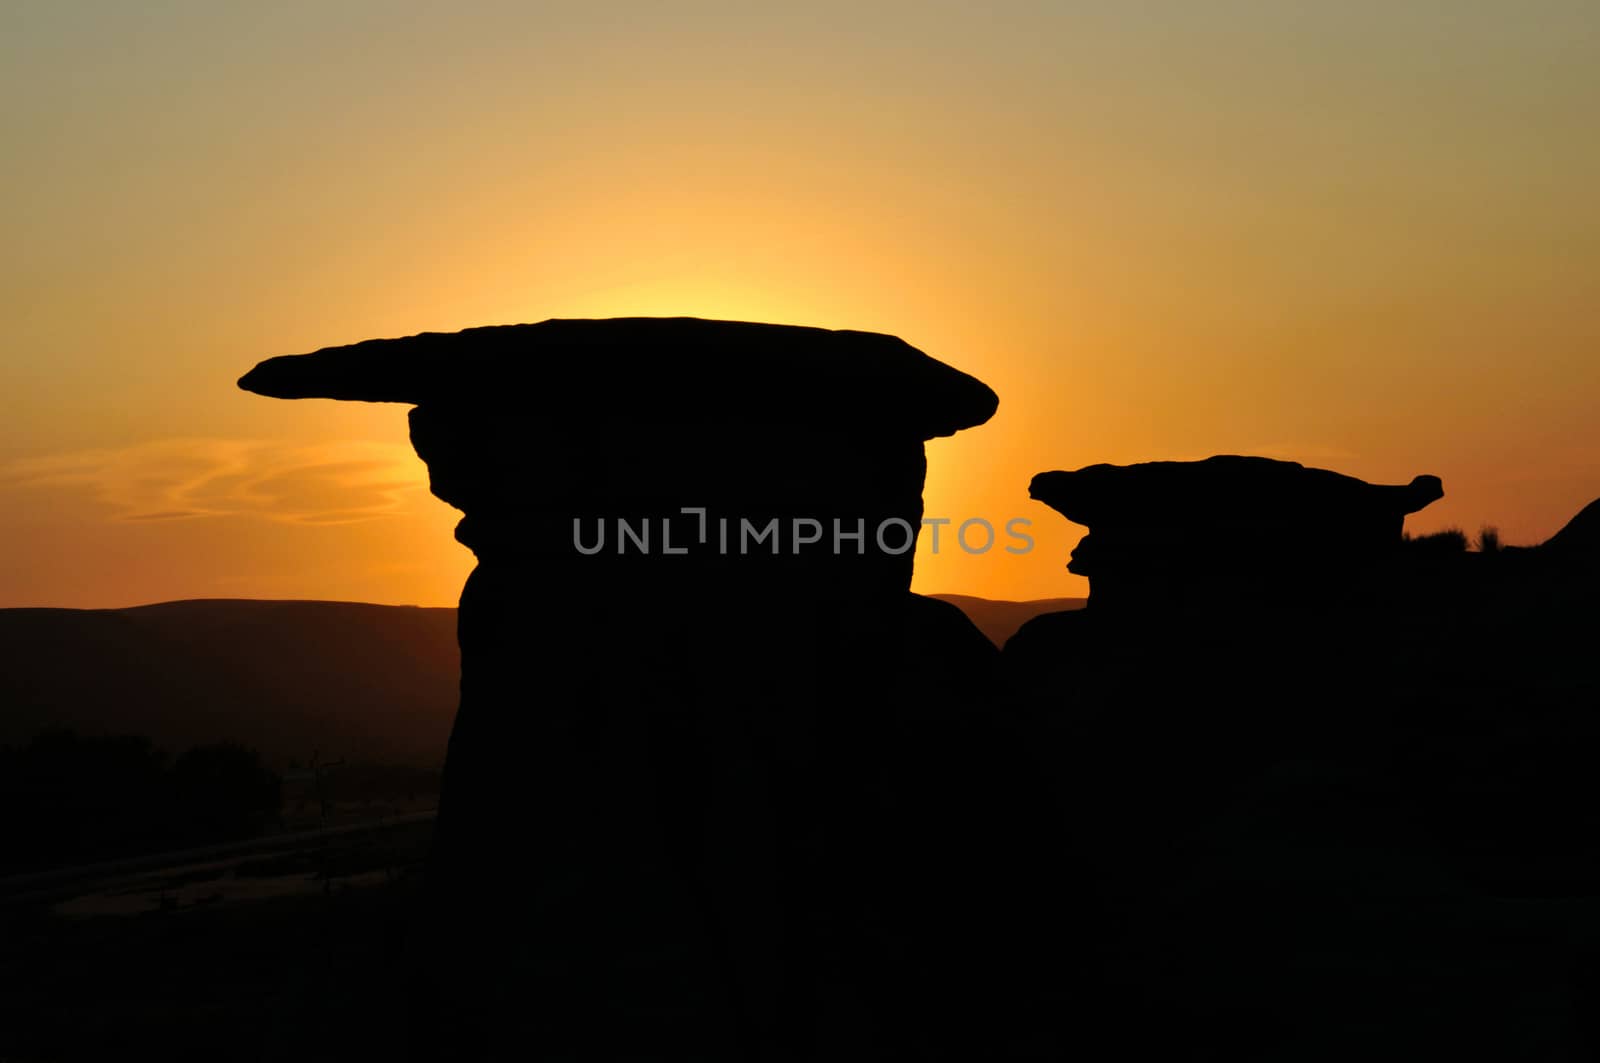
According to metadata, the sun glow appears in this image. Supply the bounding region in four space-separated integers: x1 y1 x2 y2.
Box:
3 4 1596 608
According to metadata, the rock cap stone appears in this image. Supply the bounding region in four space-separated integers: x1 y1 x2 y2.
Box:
1029 455 1442 528
238 317 998 440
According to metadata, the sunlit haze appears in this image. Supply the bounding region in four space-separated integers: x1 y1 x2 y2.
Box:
4 1 1596 607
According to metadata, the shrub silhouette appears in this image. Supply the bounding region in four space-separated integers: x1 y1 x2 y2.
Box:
0 729 172 871
0 731 283 873
170 742 283 844
1401 527 1468 554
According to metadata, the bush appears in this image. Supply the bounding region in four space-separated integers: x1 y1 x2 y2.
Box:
171 742 283 844
1402 527 1468 555
0 731 283 873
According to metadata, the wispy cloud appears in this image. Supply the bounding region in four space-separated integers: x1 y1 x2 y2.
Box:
0 439 430 524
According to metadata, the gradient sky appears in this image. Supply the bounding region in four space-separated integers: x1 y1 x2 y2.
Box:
4 1 1597 608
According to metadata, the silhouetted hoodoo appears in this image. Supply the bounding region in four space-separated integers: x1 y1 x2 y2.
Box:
241 318 1063 1061
1006 456 1600 1059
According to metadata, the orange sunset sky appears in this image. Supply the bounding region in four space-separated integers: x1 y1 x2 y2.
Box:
3 2 1597 608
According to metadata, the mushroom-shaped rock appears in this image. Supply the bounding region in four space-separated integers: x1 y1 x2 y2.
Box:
1027 455 1443 613
239 318 1060 1060
238 316 997 439
1029 456 1441 531
242 317 998 589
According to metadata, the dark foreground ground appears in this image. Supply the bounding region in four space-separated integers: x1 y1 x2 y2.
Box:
0 817 434 1063
9 799 1600 1060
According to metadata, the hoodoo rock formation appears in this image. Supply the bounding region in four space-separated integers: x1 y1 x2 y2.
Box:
1004 456 1600 1058
1007 455 1455 839
240 318 1064 1061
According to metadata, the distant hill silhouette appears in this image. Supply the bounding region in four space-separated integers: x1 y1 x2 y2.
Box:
0 600 459 767
0 594 1054 763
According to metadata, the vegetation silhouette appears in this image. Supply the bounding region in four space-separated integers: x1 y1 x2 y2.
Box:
0 730 282 874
